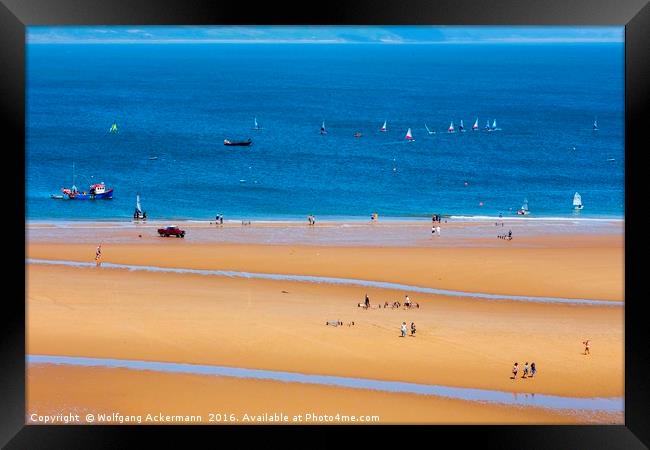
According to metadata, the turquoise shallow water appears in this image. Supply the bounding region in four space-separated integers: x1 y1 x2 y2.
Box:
27 43 624 221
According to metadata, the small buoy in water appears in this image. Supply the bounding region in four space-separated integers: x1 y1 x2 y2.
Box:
393 167 397 172
479 201 484 207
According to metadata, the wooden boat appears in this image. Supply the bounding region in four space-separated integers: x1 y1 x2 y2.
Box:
224 138 252 146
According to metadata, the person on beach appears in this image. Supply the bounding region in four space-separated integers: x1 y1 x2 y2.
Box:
431 225 436 235
508 229 512 240
523 362 529 378
404 295 411 308
400 322 407 337
530 362 537 378
365 294 370 309
410 322 416 336
220 215 224 225
94 244 102 267
436 225 441 236
512 362 519 379
583 340 590 355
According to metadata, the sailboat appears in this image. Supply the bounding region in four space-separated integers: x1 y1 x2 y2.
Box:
517 199 530 215
484 119 491 131
424 124 435 135
252 117 263 131
109 121 118 134
405 128 415 142
134 193 146 220
448 121 455 133
320 121 327 135
593 118 599 131
459 120 465 132
380 120 387 132
492 119 500 131
573 192 583 210
472 118 479 131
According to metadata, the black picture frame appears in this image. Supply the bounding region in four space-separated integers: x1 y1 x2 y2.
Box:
2 0 648 448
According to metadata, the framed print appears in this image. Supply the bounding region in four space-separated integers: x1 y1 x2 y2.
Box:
2 0 648 447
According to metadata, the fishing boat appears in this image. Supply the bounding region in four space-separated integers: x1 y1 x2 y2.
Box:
517 199 530 215
252 117 263 131
459 120 465 132
133 193 146 220
424 124 435 135
573 192 583 210
354 132 362 138
224 138 252 146
61 182 114 200
472 118 479 131
53 163 114 200
320 121 327 135
448 121 455 133
380 120 387 132
405 128 415 142
593 118 599 131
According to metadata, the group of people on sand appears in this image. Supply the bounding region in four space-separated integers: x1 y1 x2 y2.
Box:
214 214 224 225
326 320 355 327
307 215 316 226
400 321 416 337
512 361 537 379
498 229 513 240
359 294 419 309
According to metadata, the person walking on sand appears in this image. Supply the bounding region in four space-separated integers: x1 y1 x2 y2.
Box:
512 362 519 379
523 362 529 378
94 243 102 267
583 339 590 355
400 322 407 337
436 225 441 236
530 362 537 378
364 294 370 309
404 295 411 308
410 322 416 336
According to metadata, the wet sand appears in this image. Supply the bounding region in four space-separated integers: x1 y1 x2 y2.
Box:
25 219 624 423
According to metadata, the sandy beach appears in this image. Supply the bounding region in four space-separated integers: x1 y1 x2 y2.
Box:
26 219 624 424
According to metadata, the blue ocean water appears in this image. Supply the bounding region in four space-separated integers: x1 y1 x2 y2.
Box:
26 43 624 221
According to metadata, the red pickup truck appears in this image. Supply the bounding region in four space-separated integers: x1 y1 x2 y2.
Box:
157 225 185 238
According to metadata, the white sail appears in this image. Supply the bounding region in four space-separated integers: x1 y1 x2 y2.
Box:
405 128 413 140
473 118 479 130
448 121 455 132
492 119 497 129
320 121 327 134
136 194 142 214
380 120 387 132
521 199 529 211
254 117 258 128
485 119 491 130
459 120 464 129
593 118 598 130
573 192 582 208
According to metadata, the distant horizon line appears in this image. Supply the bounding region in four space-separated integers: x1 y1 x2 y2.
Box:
28 38 624 45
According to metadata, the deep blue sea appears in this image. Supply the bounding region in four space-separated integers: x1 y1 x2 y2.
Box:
26 43 624 221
